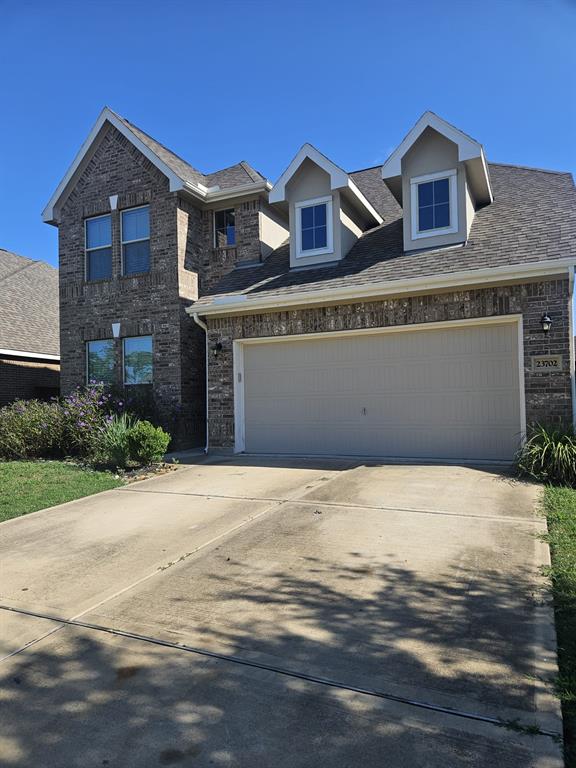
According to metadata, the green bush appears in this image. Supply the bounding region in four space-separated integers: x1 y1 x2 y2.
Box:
128 420 170 465
94 413 135 469
0 400 65 460
517 424 576 487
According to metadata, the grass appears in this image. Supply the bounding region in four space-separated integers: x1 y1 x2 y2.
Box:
0 460 124 523
543 486 576 766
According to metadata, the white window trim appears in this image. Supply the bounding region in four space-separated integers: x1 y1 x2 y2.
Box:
86 338 115 386
122 335 153 386
121 205 150 276
85 213 112 281
213 207 236 249
295 195 334 258
410 169 458 240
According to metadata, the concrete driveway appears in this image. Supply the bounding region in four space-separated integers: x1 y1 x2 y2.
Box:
0 457 563 767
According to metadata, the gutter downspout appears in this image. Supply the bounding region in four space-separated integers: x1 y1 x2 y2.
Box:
192 312 209 454
569 266 576 430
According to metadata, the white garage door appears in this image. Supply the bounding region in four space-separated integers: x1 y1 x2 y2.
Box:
241 321 522 461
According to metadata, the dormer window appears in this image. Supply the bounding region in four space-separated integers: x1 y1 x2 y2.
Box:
295 196 334 258
410 169 458 240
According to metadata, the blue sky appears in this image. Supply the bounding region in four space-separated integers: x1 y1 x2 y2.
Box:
1 0 575 268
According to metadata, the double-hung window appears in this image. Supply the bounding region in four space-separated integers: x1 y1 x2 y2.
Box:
122 206 150 275
214 209 235 247
123 336 153 385
295 196 333 258
85 215 112 281
410 169 458 239
86 339 115 385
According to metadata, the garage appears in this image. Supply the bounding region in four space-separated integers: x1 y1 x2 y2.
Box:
236 318 524 461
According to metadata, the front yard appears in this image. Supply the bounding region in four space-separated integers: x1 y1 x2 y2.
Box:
0 461 124 523
544 486 576 767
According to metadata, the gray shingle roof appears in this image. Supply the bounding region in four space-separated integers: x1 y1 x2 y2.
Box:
0 250 59 357
113 111 267 191
193 163 576 308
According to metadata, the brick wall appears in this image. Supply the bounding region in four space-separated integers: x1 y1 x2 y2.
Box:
58 123 204 446
0 358 60 407
205 279 573 448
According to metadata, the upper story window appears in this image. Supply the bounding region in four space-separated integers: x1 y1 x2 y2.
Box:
123 335 153 385
85 215 112 281
122 206 150 275
214 208 235 247
295 196 333 258
410 169 458 240
86 339 115 385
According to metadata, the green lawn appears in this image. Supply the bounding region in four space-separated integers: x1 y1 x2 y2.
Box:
0 460 124 523
543 486 576 767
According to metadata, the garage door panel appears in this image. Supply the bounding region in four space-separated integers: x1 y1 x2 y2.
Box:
242 323 522 461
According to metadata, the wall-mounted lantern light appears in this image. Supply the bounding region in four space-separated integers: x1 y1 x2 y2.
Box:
112 322 121 338
211 342 223 358
540 313 552 334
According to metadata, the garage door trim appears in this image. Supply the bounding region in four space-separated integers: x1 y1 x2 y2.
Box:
233 314 525 456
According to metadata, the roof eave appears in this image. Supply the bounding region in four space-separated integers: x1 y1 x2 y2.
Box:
188 258 576 318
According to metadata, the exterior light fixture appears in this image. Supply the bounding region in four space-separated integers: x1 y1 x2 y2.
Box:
112 322 121 338
211 342 223 358
540 313 552 334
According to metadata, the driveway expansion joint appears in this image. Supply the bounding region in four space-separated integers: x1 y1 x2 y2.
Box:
0 603 561 742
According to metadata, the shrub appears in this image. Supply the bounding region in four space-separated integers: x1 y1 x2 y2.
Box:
94 413 135 469
128 420 171 465
0 400 65 459
61 384 114 457
517 424 576 487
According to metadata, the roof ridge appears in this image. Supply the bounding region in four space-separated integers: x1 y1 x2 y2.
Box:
488 161 573 176
0 259 39 286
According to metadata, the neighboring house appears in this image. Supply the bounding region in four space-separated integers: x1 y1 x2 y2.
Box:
44 108 576 460
0 249 60 407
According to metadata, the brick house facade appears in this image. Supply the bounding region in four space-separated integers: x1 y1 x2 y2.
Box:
44 108 576 460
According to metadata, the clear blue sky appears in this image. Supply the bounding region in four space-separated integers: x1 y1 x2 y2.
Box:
1 0 575 268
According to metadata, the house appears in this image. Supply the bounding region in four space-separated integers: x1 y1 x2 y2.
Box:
0 249 60 407
43 108 576 460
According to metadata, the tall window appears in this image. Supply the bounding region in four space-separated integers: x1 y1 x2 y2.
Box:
214 209 235 247
85 215 112 281
86 339 115 385
295 196 333 258
123 336 153 384
410 169 458 239
122 206 150 275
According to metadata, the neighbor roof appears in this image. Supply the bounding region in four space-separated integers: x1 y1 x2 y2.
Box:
192 163 576 313
43 107 270 223
0 250 59 357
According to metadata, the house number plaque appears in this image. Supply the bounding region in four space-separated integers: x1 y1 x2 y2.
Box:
531 355 563 372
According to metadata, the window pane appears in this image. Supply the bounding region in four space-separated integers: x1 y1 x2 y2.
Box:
124 241 150 275
214 210 225 231
87 339 115 385
226 225 236 246
86 216 111 249
214 209 235 247
433 178 449 204
87 247 112 280
301 228 315 251
418 182 433 207
418 206 434 231
122 207 150 242
301 206 314 229
434 203 450 228
314 225 327 249
313 204 327 226
124 336 153 385
225 209 235 228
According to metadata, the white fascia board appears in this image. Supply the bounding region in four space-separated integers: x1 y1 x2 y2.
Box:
42 107 185 224
188 258 576 317
0 348 60 361
381 111 485 180
346 179 383 225
269 143 349 204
